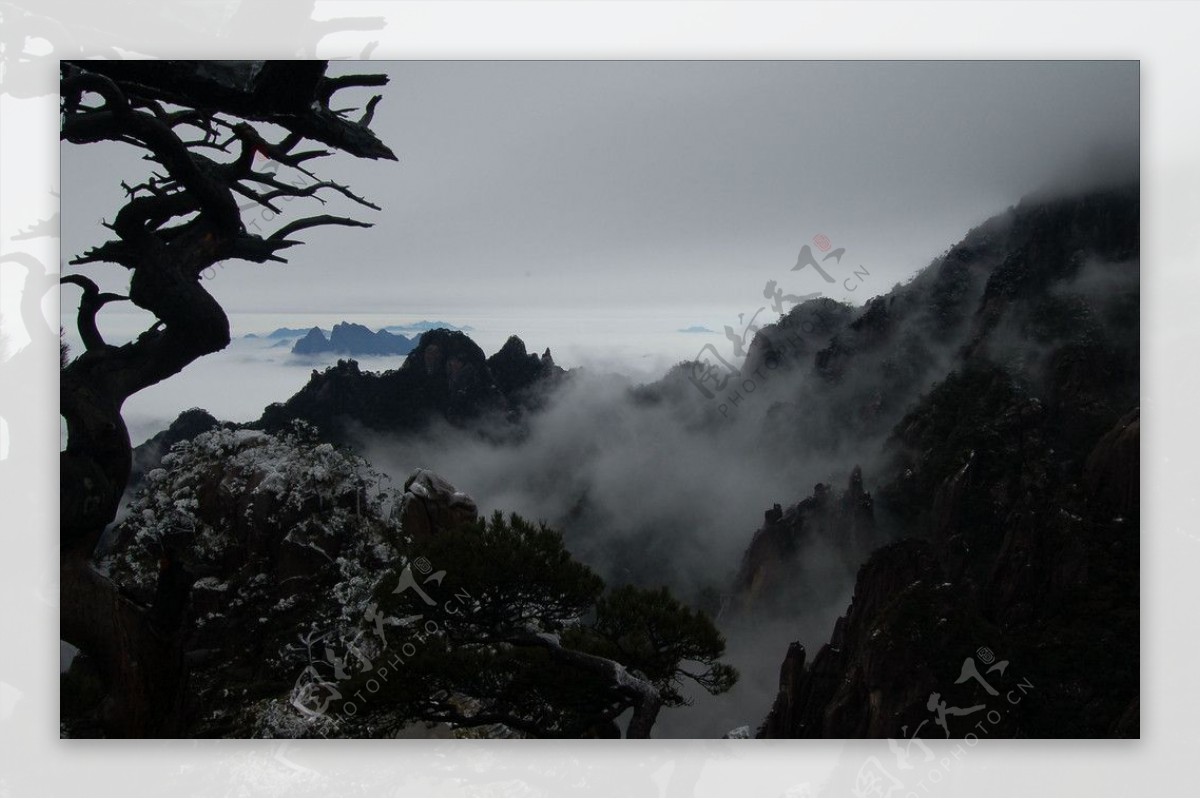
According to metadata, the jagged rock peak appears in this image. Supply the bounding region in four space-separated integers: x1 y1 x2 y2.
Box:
486 334 561 397
848 465 864 496
294 322 412 356
397 330 496 395
733 470 879 616
293 326 329 353
497 335 529 358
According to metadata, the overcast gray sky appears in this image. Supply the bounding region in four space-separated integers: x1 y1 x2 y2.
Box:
62 60 1138 339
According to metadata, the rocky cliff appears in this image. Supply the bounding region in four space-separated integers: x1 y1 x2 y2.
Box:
733 467 877 617
751 183 1139 738
759 407 1138 738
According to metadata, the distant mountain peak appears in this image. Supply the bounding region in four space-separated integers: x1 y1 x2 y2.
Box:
292 321 413 357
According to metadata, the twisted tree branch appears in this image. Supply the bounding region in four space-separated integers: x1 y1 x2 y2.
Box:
59 61 396 736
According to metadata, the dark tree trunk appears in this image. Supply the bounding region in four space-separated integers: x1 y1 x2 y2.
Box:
624 696 663 739
60 541 185 735
59 252 230 735
58 60 393 737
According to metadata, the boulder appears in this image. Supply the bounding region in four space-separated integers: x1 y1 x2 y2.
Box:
396 468 479 540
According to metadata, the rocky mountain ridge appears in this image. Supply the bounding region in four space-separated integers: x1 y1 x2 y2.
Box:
260 328 565 445
292 322 415 357
741 183 1139 738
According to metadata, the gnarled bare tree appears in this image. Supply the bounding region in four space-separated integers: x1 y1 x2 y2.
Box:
59 60 395 736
